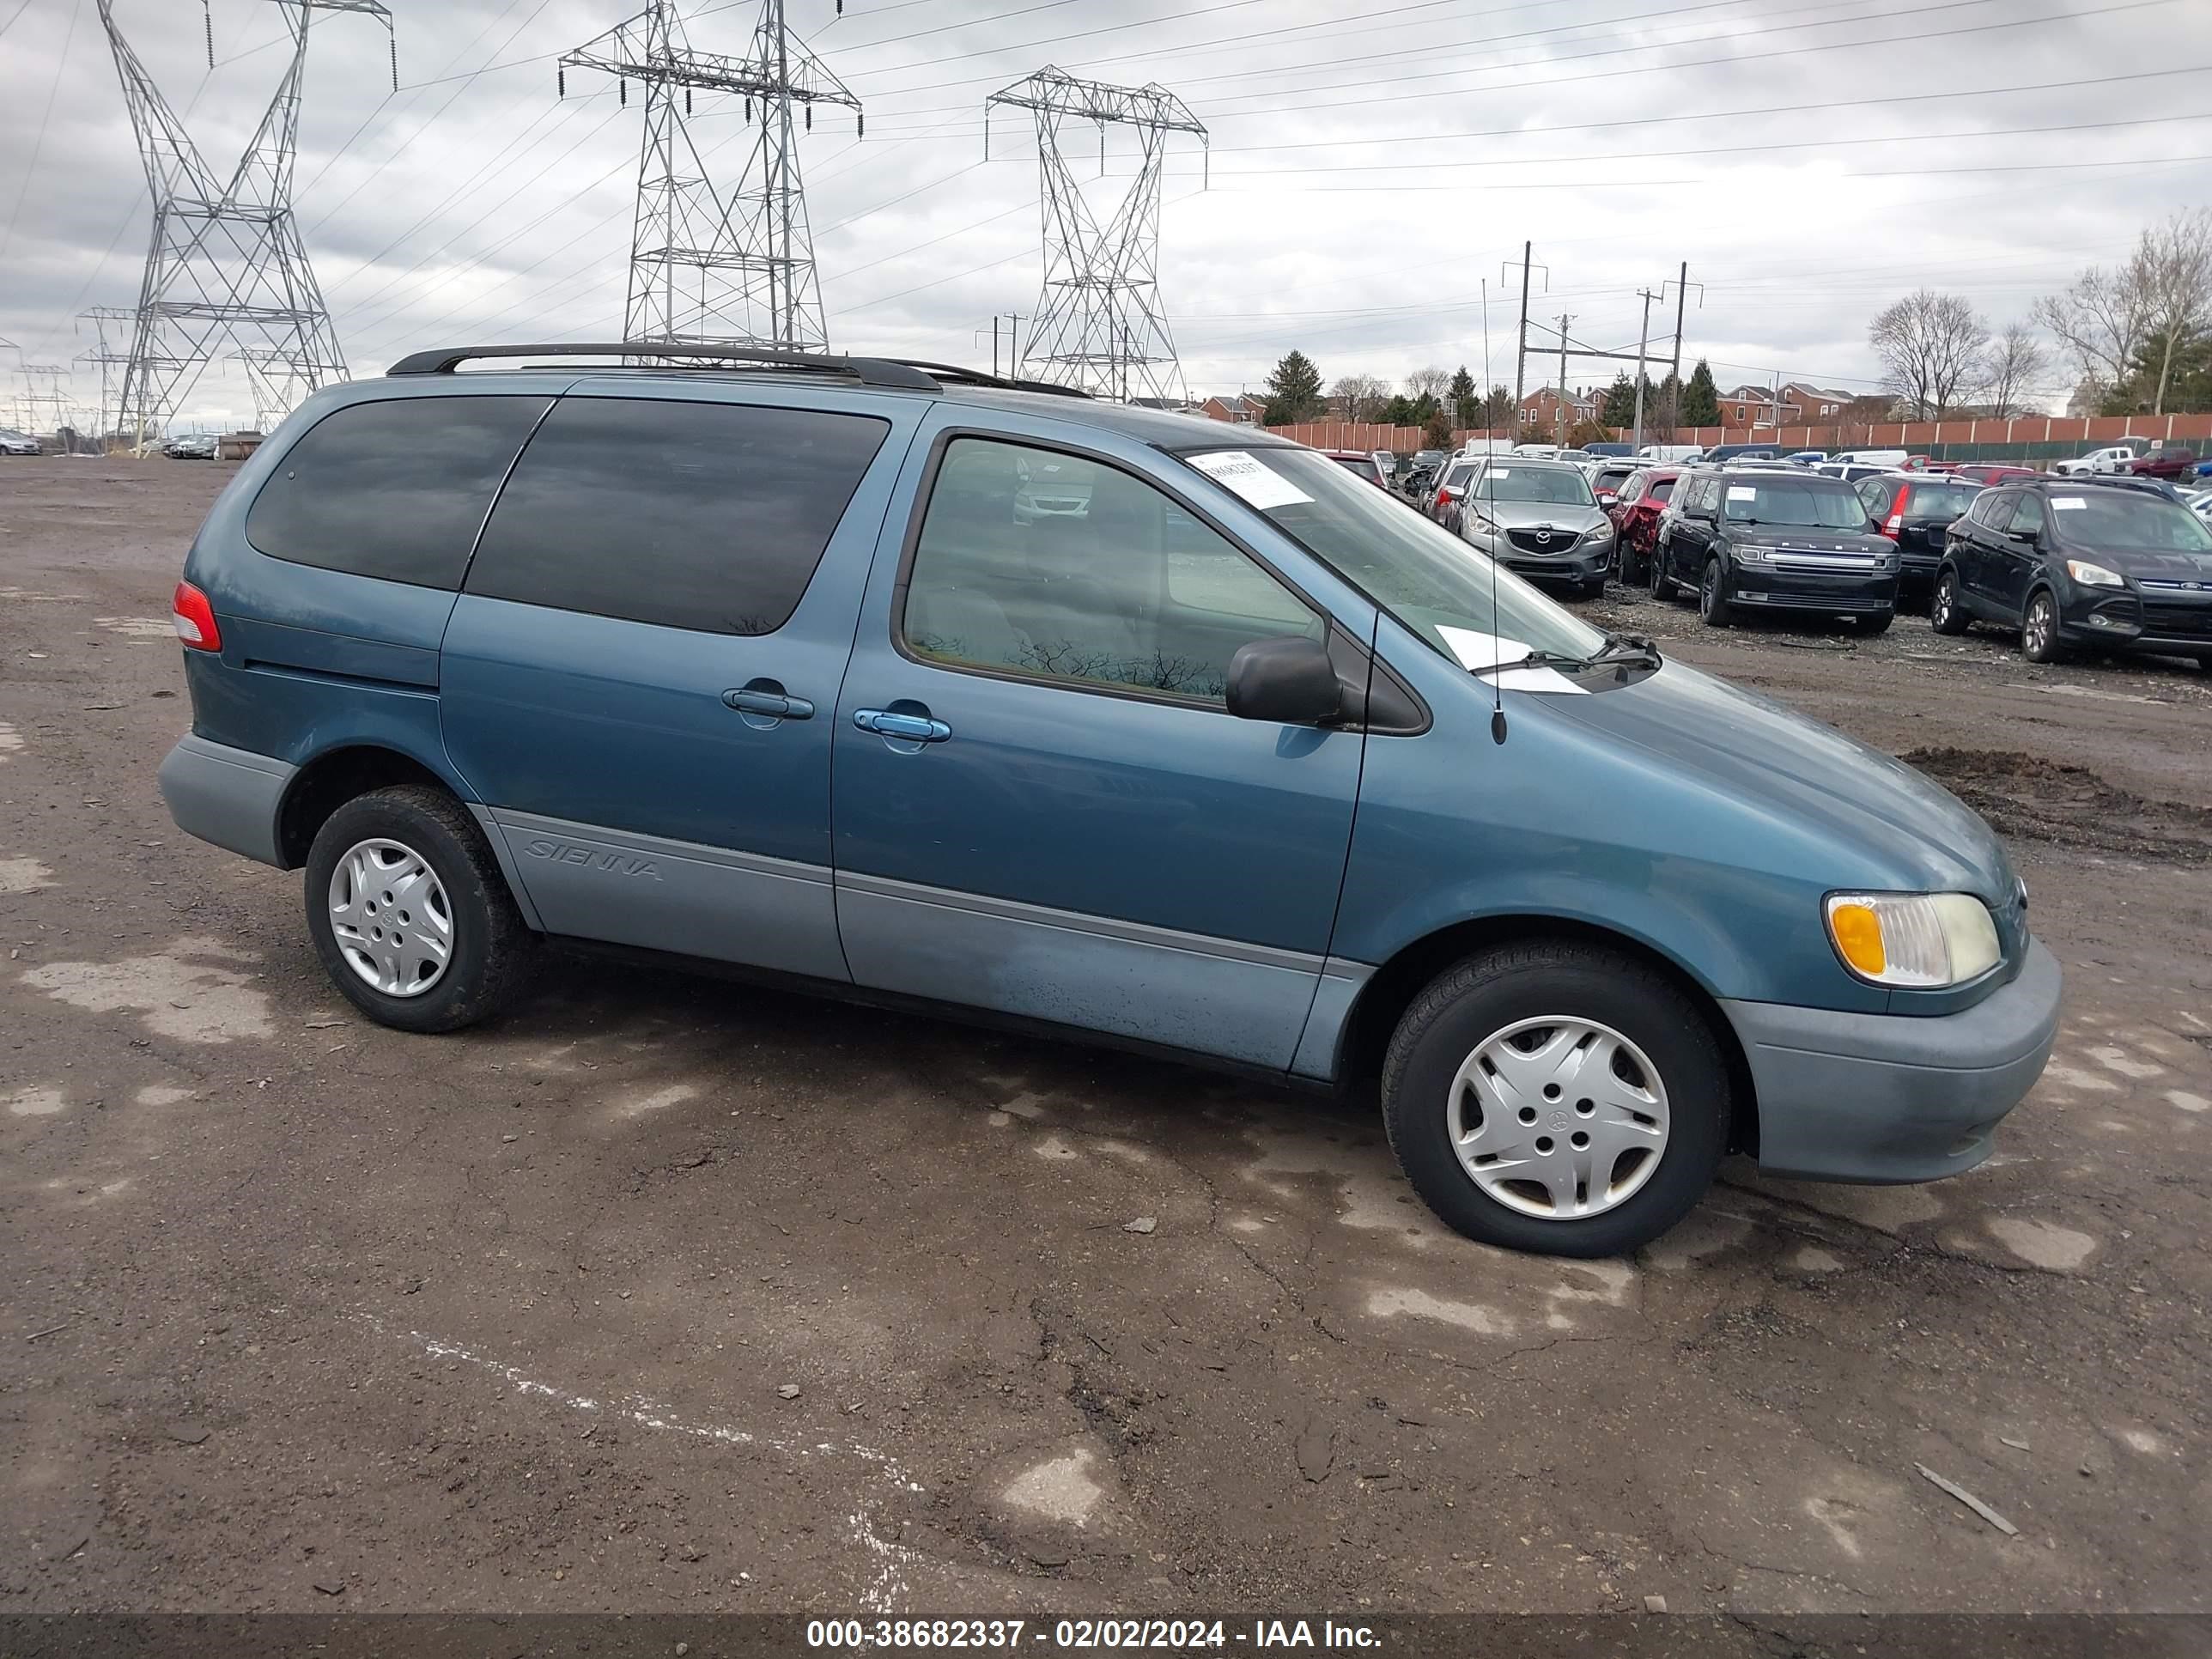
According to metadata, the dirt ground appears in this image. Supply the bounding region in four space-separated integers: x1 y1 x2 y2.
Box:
3 460 2208 1621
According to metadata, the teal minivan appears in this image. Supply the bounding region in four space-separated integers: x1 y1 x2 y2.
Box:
159 343 2062 1257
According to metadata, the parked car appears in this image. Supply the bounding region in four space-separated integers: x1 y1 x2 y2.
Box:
1952 464 2040 487
1589 461 1639 511
2129 447 2201 481
156 339 2060 1258
1427 453 1481 533
1649 465 1899 631
0 425 43 456
1607 465 1680 585
2051 443 2144 477
1457 457 1615 598
2185 487 2212 528
1583 441 1633 458
1932 475 2212 665
1855 473 1984 605
1327 449 1389 488
1403 447 1449 497
1370 448 1398 483
164 432 221 460
1637 443 1703 464
1812 461 1904 484
1784 451 1826 465
1702 443 1779 465
1830 449 1910 469
1012 453 1095 520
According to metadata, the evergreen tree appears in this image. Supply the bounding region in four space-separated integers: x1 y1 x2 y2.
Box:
1680 360 1722 426
1409 392 1441 425
1448 365 1478 426
1423 409 1455 449
1262 349 1324 423
1381 393 1415 427
1600 374 1638 428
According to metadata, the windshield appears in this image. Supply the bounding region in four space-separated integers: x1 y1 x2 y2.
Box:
1181 447 1607 668
2051 491 2212 550
1721 477 1871 529
1474 464 1595 506
1903 482 1983 521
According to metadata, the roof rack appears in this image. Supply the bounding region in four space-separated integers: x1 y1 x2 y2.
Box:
886 360 1091 400
384 342 941 391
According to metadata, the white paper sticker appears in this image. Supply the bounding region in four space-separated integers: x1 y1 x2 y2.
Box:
1188 451 1313 510
2052 496 2087 510
1435 626 1589 695
1727 485 1758 501
1492 468 1510 478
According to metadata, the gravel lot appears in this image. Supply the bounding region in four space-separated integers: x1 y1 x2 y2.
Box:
3 460 2208 1620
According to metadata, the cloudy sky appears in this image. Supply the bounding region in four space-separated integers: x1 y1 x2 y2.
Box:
3 0 2209 431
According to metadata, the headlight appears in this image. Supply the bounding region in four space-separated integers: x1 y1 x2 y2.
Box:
2064 559 2124 588
1736 545 1768 563
1824 891 2002 988
1581 525 1613 546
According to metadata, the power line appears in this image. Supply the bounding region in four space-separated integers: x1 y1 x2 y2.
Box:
0 0 85 268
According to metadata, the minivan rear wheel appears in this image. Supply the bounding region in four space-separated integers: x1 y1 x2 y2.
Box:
304 785 537 1033
1380 941 1729 1257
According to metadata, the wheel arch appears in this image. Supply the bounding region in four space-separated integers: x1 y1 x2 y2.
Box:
275 744 461 870
1335 914 1759 1158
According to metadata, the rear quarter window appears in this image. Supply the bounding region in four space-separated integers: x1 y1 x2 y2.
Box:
244 395 551 588
464 396 890 635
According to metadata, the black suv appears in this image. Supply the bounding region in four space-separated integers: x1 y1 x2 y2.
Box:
1932 475 2212 665
1855 471 1984 605
1649 465 1899 631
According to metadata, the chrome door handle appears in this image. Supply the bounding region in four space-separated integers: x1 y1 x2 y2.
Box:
852 708 951 742
723 688 814 720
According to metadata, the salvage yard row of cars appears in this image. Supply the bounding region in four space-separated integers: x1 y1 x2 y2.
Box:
1376 441 2212 668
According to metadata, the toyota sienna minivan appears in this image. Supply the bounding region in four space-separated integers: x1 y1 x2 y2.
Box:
158 343 2061 1258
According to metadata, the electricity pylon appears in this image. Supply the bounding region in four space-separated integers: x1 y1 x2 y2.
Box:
986 67 1206 404
562 0 860 352
97 2 395 453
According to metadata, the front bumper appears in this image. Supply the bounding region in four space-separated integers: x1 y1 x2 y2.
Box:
158 734 298 867
1472 532 1612 583
2057 586 2212 656
1729 565 1898 614
1721 938 2061 1182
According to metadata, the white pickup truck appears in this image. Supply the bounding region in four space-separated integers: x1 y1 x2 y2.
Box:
2050 443 2144 476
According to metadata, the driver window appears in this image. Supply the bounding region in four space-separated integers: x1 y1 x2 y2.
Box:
902 438 1319 705
2006 495 2046 536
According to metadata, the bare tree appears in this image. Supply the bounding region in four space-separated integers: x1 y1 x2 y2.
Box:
1404 364 1454 402
2034 261 2150 407
1331 373 1389 422
1869 289 1989 420
1978 322 2050 418
2139 209 2212 415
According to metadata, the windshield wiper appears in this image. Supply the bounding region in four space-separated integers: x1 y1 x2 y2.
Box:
1464 633 1661 678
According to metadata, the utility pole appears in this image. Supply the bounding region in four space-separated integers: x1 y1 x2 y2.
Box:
1662 262 1701 438
1504 242 1544 435
1553 314 1572 444
97 0 397 453
562 0 860 351
986 69 1206 402
1631 287 1659 454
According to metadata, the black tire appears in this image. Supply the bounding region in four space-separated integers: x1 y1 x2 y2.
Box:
1380 940 1730 1257
303 784 538 1033
1648 539 1675 600
2021 586 2064 664
1858 608 1893 636
1929 568 1968 635
1698 557 1733 628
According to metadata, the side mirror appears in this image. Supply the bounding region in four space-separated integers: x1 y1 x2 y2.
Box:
1226 635 1343 726
2007 526 2039 544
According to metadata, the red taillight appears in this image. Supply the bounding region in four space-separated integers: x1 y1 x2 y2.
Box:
173 580 221 651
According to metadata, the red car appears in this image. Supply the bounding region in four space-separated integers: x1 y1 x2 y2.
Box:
1325 449 1388 488
1952 464 2039 486
1606 465 1680 584
2129 448 2201 480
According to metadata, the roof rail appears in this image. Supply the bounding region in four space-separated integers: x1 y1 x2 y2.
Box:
384 342 940 391
886 359 1092 400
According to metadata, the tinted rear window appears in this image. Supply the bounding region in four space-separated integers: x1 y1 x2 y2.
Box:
1334 456 1382 484
465 397 889 635
1904 482 1982 520
245 395 550 588
1647 477 1675 501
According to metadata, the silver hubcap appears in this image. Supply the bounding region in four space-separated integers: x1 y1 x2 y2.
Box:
2026 599 2051 653
328 837 453 997
1448 1016 1670 1220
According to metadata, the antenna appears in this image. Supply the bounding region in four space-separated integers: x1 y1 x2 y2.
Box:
1480 276 1504 746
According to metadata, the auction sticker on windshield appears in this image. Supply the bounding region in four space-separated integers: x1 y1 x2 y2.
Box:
1188 451 1314 510
1728 485 1758 501
2053 496 2087 510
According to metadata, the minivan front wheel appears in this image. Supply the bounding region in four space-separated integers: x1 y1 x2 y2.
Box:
304 785 537 1033
1380 941 1729 1257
